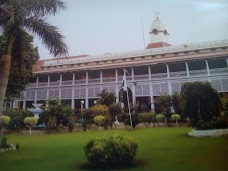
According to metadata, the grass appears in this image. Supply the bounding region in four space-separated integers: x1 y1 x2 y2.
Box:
0 127 227 171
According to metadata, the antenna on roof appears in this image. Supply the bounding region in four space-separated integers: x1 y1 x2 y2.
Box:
141 17 146 49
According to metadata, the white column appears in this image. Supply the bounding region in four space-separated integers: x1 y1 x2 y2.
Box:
185 62 190 78
46 75 50 105
148 66 154 111
85 71 89 108
226 57 228 67
23 91 26 109
115 69 119 103
166 64 172 95
205 60 210 76
100 70 103 84
71 72 75 109
34 76 39 103
166 64 170 79
59 74 62 101
131 67 136 103
100 70 103 93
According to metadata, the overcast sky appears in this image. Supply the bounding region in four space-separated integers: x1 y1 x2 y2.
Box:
34 0 228 59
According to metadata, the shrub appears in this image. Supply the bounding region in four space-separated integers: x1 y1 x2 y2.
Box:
67 115 76 133
0 137 10 149
0 115 10 135
138 112 156 127
94 115 105 130
124 113 139 128
171 114 181 127
156 114 165 127
24 117 38 135
84 135 138 169
3 109 33 130
16 143 20 150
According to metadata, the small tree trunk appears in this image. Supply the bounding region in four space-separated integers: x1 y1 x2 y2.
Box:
1 126 4 135
0 55 11 116
176 121 179 127
29 126 32 135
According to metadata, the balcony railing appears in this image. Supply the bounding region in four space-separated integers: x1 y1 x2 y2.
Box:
209 67 228 75
134 74 149 80
170 71 187 78
189 69 207 77
118 75 132 82
38 82 48 87
103 77 116 83
62 80 73 85
88 78 100 84
151 73 167 80
27 83 36 88
75 79 86 84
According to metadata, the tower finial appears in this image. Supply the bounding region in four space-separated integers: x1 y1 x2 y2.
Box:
155 12 160 19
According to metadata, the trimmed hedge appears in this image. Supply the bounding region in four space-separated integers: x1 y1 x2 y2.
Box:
84 135 138 169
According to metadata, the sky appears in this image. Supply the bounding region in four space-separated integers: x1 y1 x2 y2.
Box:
34 0 228 59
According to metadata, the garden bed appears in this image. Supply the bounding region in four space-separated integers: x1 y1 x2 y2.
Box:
188 128 228 137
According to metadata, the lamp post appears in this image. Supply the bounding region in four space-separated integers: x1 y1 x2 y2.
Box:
94 100 97 105
81 100 84 122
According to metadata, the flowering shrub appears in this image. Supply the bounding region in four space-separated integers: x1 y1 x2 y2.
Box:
84 135 138 169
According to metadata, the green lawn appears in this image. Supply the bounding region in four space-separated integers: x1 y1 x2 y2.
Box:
0 128 227 171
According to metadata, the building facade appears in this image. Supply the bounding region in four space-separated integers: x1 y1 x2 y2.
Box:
14 17 228 111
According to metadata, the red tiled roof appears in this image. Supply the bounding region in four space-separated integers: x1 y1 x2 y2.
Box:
146 42 171 49
32 60 45 72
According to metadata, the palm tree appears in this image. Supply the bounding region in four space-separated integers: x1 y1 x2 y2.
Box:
0 0 68 116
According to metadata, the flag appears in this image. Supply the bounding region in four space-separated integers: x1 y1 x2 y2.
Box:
122 70 127 91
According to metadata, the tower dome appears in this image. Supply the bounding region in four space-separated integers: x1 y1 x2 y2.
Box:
146 17 171 49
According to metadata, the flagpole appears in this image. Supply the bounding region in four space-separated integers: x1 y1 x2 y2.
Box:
124 69 133 129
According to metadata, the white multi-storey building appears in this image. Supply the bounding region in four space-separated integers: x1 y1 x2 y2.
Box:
15 17 228 111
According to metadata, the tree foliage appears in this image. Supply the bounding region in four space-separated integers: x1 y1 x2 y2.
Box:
171 114 181 127
39 99 74 132
97 90 116 106
172 92 184 115
154 94 172 117
138 112 156 127
181 82 220 126
0 33 39 101
0 0 68 116
3 108 33 130
24 117 38 135
94 115 105 130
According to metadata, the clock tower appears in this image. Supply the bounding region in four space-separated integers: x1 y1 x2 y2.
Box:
146 16 171 49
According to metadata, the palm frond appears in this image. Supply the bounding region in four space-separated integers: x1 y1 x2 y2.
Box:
22 0 67 17
1 0 26 32
24 16 68 57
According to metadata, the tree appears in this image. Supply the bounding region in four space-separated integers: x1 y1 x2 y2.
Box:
24 117 38 135
156 114 165 127
3 108 33 130
39 99 74 132
97 90 116 106
0 33 39 107
154 94 172 125
0 115 10 135
67 114 76 133
181 82 220 127
0 0 68 116
90 104 111 129
109 103 122 127
172 92 184 115
171 114 181 127
138 112 156 127
94 115 105 130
